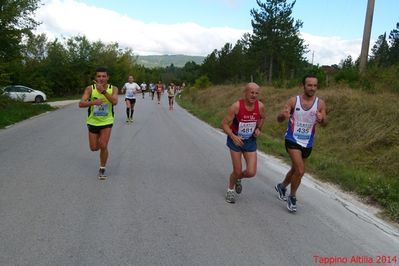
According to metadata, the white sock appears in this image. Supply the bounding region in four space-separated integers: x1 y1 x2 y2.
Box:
227 188 234 192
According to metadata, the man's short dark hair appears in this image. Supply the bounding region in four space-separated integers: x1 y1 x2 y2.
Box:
302 74 317 85
95 67 108 74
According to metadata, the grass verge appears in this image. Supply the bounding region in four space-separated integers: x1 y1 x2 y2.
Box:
177 84 399 223
0 96 55 129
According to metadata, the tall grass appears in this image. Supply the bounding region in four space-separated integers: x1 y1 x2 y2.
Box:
0 96 54 128
177 84 399 222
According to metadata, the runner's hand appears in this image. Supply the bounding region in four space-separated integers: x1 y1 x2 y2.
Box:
253 128 261 138
231 135 244 147
316 110 323 123
93 99 103 106
93 80 106 94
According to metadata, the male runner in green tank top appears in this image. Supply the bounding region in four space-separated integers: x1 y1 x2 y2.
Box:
79 67 118 179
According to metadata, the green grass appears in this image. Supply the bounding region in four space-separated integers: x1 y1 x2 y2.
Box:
48 94 81 102
0 95 55 128
177 84 399 223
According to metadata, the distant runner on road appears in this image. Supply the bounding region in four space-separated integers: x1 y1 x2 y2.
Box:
149 82 156 100
140 81 147 99
167 83 176 110
221 82 265 204
122 75 141 123
79 67 118 180
155 81 163 104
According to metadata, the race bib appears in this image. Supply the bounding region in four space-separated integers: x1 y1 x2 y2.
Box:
93 104 109 116
293 121 313 140
238 121 256 139
127 90 134 98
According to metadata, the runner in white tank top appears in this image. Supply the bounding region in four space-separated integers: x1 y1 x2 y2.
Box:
122 75 141 122
275 75 327 212
285 95 319 148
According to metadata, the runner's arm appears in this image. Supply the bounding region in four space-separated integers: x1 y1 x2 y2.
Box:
316 99 328 126
254 102 266 137
277 97 295 123
221 102 244 146
103 86 118 105
79 86 99 108
221 102 237 138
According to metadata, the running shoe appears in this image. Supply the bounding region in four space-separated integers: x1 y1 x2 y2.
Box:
275 183 287 201
126 118 130 123
287 195 297 212
235 179 242 194
129 118 134 123
225 190 235 204
98 168 107 180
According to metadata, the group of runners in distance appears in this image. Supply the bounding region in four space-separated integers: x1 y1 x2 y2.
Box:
79 67 327 213
120 76 180 121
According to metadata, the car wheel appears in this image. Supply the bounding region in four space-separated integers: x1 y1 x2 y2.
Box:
35 95 44 103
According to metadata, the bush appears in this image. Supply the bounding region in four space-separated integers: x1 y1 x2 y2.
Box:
335 68 360 87
379 65 399 93
194 75 211 89
304 66 327 88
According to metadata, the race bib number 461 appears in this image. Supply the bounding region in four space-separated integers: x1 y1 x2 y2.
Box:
238 122 256 139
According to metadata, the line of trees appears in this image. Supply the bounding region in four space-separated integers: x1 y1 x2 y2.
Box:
333 22 399 92
199 0 399 92
201 0 309 86
2 32 202 97
1 0 399 96
0 0 200 97
10 34 201 97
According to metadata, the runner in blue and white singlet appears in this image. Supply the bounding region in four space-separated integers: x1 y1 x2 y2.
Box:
275 75 327 213
285 95 319 148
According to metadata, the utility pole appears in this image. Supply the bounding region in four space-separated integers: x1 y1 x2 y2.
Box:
311 51 314 65
359 0 375 73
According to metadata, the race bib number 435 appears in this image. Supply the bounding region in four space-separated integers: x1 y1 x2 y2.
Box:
293 121 313 140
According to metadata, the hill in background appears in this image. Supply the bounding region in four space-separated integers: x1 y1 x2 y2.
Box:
136 54 205 68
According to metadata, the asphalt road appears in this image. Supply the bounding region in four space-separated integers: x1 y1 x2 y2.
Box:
0 94 398 265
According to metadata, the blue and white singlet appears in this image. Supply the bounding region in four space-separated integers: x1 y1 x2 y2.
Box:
285 95 319 148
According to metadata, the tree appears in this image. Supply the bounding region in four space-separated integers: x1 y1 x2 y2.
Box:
0 0 41 83
249 0 306 82
201 50 219 83
0 0 40 60
388 22 399 65
370 33 390 67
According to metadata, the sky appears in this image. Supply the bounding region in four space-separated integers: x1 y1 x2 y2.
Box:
35 0 399 66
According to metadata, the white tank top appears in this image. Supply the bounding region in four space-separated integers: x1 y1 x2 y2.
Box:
124 82 140 99
285 95 319 148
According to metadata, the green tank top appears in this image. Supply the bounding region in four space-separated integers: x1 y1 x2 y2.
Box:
87 84 114 126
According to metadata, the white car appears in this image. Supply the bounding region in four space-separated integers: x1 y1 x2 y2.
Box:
2 85 47 103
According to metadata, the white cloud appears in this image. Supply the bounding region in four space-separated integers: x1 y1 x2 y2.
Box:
301 33 362 66
35 0 366 66
35 0 247 56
